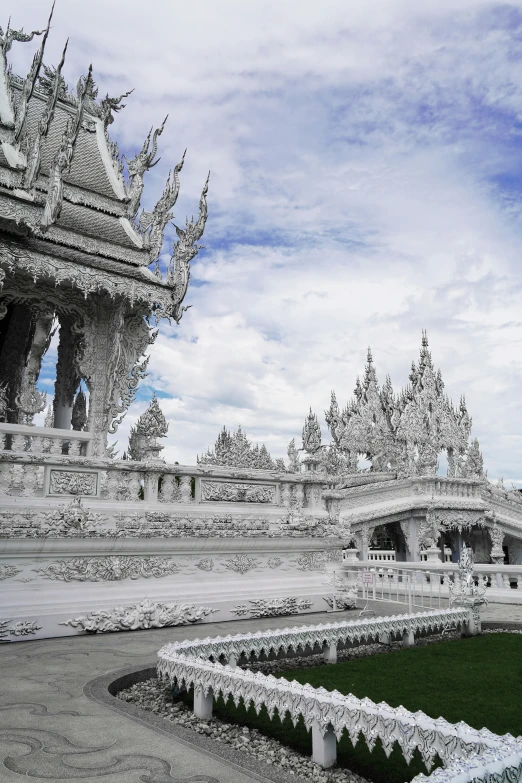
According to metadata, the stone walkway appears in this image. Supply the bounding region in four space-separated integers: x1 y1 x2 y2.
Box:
0 601 519 783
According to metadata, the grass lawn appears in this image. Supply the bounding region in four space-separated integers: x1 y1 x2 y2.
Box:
189 634 522 783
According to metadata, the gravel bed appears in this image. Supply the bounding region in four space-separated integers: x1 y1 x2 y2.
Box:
117 628 518 783
118 677 367 783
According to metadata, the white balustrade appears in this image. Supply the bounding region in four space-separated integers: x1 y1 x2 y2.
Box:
0 422 92 456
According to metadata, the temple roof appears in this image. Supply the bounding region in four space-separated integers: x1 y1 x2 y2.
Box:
0 11 209 321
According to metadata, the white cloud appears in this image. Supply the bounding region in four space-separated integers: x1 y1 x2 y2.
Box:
10 0 522 479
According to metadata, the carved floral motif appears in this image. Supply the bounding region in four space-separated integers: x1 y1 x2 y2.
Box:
231 597 313 618
196 558 214 572
0 619 42 642
0 564 21 580
49 470 98 496
201 481 276 504
61 599 216 633
223 554 261 574
34 555 179 582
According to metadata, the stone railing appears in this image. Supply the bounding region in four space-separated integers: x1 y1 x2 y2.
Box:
0 453 324 504
342 559 522 594
412 477 484 498
367 549 396 561
0 422 92 456
157 608 518 774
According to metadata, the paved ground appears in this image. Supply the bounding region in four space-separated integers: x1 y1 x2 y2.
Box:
0 601 519 783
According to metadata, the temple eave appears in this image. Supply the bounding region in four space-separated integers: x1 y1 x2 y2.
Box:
0 242 176 314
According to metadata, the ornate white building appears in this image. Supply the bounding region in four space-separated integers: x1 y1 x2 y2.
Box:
1 11 522 643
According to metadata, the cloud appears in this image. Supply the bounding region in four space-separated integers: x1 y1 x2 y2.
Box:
10 0 522 480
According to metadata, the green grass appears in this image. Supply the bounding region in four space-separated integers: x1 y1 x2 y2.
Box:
179 634 522 783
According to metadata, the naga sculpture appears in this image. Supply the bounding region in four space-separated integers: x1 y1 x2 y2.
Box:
125 116 168 221
140 150 186 267
167 172 210 322
13 2 54 143
0 18 45 128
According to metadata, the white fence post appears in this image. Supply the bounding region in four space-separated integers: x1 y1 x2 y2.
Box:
323 642 337 664
194 685 213 718
312 721 337 768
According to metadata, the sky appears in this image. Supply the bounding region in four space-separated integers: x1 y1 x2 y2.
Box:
9 0 522 482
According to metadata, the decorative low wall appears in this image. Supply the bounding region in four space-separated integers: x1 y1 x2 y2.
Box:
3 427 522 642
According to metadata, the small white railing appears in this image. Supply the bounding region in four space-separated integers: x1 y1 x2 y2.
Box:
343 559 522 601
368 549 396 561
157 608 508 773
412 741 522 783
0 422 92 456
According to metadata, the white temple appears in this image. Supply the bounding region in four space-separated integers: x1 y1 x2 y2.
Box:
1 10 522 642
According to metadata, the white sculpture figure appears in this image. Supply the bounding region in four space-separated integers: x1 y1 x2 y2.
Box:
449 543 487 633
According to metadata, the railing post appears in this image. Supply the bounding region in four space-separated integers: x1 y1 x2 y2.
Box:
228 655 237 669
143 471 158 502
402 630 414 647
323 642 337 664
312 721 337 768
461 609 479 637
194 685 213 718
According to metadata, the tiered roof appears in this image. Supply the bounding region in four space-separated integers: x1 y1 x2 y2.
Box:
0 8 208 321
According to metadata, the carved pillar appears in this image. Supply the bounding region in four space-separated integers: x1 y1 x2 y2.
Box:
0 302 36 421
357 524 375 561
489 523 505 565
54 314 80 430
22 310 54 390
79 296 151 458
293 483 304 509
79 297 125 457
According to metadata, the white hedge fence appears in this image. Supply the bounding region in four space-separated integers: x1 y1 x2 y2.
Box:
157 608 522 779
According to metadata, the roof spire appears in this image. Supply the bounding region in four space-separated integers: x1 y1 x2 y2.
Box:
41 64 94 231
14 1 55 142
23 37 68 191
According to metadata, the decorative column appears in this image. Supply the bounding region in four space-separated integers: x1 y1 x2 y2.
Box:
53 314 80 430
280 483 291 508
293 483 305 509
357 524 375 561
180 475 192 503
0 302 36 422
489 523 505 565
449 543 487 636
